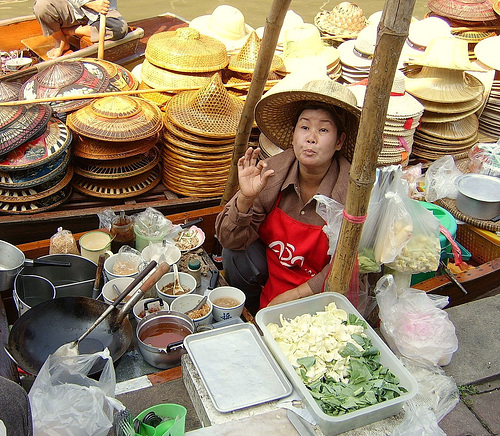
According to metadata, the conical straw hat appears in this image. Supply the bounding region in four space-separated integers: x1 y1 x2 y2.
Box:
138 81 175 108
163 116 235 145
0 184 71 215
20 60 110 113
228 31 284 73
417 93 483 113
0 81 22 102
141 59 213 90
427 0 497 22
418 113 479 140
66 95 163 142
162 128 234 153
405 67 484 102
420 105 481 123
166 72 244 138
85 58 138 91
314 1 367 39
146 27 228 73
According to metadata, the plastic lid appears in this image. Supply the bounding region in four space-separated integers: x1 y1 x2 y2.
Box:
188 258 201 269
418 201 457 248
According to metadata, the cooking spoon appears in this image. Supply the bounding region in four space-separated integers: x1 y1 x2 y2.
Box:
172 263 184 295
184 296 207 316
53 261 169 357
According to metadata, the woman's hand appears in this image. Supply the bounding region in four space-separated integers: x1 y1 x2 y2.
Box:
85 0 110 14
268 283 313 306
236 147 274 212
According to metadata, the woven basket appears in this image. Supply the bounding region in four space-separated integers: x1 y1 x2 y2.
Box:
73 132 159 160
456 223 500 262
74 146 160 179
145 27 228 73
0 184 71 215
72 165 161 199
0 81 22 102
427 0 497 22
314 2 367 38
165 73 244 138
66 95 163 142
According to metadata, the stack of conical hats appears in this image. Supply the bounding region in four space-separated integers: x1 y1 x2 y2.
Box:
19 60 110 116
404 37 485 160
138 27 229 109
0 104 73 214
348 71 425 166
85 59 138 91
67 95 163 198
224 31 284 98
162 73 244 197
0 81 22 103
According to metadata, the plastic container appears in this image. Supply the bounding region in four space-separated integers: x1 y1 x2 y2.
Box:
255 293 418 436
187 257 201 288
135 403 187 436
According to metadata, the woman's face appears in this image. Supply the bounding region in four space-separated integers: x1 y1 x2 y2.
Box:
292 108 346 171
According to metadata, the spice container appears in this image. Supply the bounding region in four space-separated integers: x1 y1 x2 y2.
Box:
187 257 201 288
110 211 135 252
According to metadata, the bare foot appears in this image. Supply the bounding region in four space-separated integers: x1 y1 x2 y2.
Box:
47 40 70 59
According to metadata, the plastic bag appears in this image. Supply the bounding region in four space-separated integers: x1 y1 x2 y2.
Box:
134 207 173 238
402 163 425 201
97 208 117 231
375 274 458 366
468 141 500 177
425 155 463 202
392 400 447 436
113 245 142 275
49 227 79 255
28 349 124 436
314 194 344 256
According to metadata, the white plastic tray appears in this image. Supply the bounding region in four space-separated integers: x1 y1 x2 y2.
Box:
184 323 292 413
255 293 418 435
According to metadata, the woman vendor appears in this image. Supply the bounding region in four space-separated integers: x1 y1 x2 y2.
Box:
215 80 361 313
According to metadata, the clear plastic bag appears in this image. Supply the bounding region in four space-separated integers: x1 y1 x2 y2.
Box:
113 246 142 275
314 194 344 256
49 227 79 255
424 155 463 202
28 349 124 436
375 274 458 366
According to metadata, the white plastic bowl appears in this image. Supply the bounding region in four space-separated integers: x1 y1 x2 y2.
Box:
156 272 196 305
102 277 136 307
208 286 246 322
133 297 169 322
141 242 181 265
170 293 213 326
104 253 141 281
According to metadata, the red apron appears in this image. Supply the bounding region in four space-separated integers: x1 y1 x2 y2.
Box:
258 192 330 308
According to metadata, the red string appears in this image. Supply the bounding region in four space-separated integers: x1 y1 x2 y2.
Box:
343 209 367 224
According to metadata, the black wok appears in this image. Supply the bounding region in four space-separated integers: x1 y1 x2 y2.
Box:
6 296 133 375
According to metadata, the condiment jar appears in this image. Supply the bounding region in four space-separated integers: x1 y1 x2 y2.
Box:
188 257 201 288
110 212 135 252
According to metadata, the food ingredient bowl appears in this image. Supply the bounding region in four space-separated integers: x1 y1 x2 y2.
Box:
133 297 169 322
104 252 141 281
455 174 500 220
170 293 213 326
102 277 136 307
255 293 418 436
208 286 246 322
155 272 196 305
141 242 181 265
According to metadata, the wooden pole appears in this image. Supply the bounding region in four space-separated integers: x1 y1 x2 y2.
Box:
220 0 292 206
324 0 416 294
98 13 106 60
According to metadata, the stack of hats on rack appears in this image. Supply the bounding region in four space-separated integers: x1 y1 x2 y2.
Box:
85 59 138 91
138 27 228 109
0 104 73 214
348 70 425 166
162 73 244 197
474 35 500 141
314 1 368 44
404 36 485 160
67 95 163 198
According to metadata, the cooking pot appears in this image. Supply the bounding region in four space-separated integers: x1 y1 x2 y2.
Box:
13 275 56 316
136 311 195 369
0 240 71 292
456 174 500 221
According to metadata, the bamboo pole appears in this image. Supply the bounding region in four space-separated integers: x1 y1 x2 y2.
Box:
324 0 416 294
220 0 292 206
98 13 106 60
0 79 280 106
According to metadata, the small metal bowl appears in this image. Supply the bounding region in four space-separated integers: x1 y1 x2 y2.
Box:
456 174 500 220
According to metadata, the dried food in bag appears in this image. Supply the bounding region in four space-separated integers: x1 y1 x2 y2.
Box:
49 227 79 255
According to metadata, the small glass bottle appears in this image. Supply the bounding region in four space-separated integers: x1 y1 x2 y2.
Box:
211 234 224 271
188 257 201 288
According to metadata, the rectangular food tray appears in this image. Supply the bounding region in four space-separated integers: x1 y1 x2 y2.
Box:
184 323 292 413
255 293 418 435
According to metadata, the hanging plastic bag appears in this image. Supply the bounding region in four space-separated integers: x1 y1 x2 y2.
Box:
28 349 124 436
49 227 79 255
375 274 458 366
314 194 344 255
424 155 463 202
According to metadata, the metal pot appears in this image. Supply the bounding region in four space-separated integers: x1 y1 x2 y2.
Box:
13 275 56 316
456 174 500 221
136 311 195 369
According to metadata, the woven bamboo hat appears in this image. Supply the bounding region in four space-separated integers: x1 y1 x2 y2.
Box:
419 113 479 140
66 95 163 142
138 81 175 108
0 104 52 157
85 58 138 91
314 1 367 39
427 0 497 22
409 36 484 71
403 17 451 59
145 27 228 73
475 36 500 71
416 93 483 113
405 67 484 103
228 31 284 73
141 59 213 90
0 184 71 215
278 24 340 74
20 60 110 113
0 118 71 170
189 5 254 53
0 81 22 102
165 72 244 138
255 79 361 162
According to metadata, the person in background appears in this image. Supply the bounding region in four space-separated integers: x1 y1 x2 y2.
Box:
0 376 33 436
215 79 361 313
33 0 128 59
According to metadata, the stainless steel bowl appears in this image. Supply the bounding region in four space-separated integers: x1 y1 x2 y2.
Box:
456 174 500 220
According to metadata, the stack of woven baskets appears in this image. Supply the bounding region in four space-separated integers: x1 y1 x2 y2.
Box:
139 27 229 109
0 104 73 214
67 95 164 199
162 73 244 197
